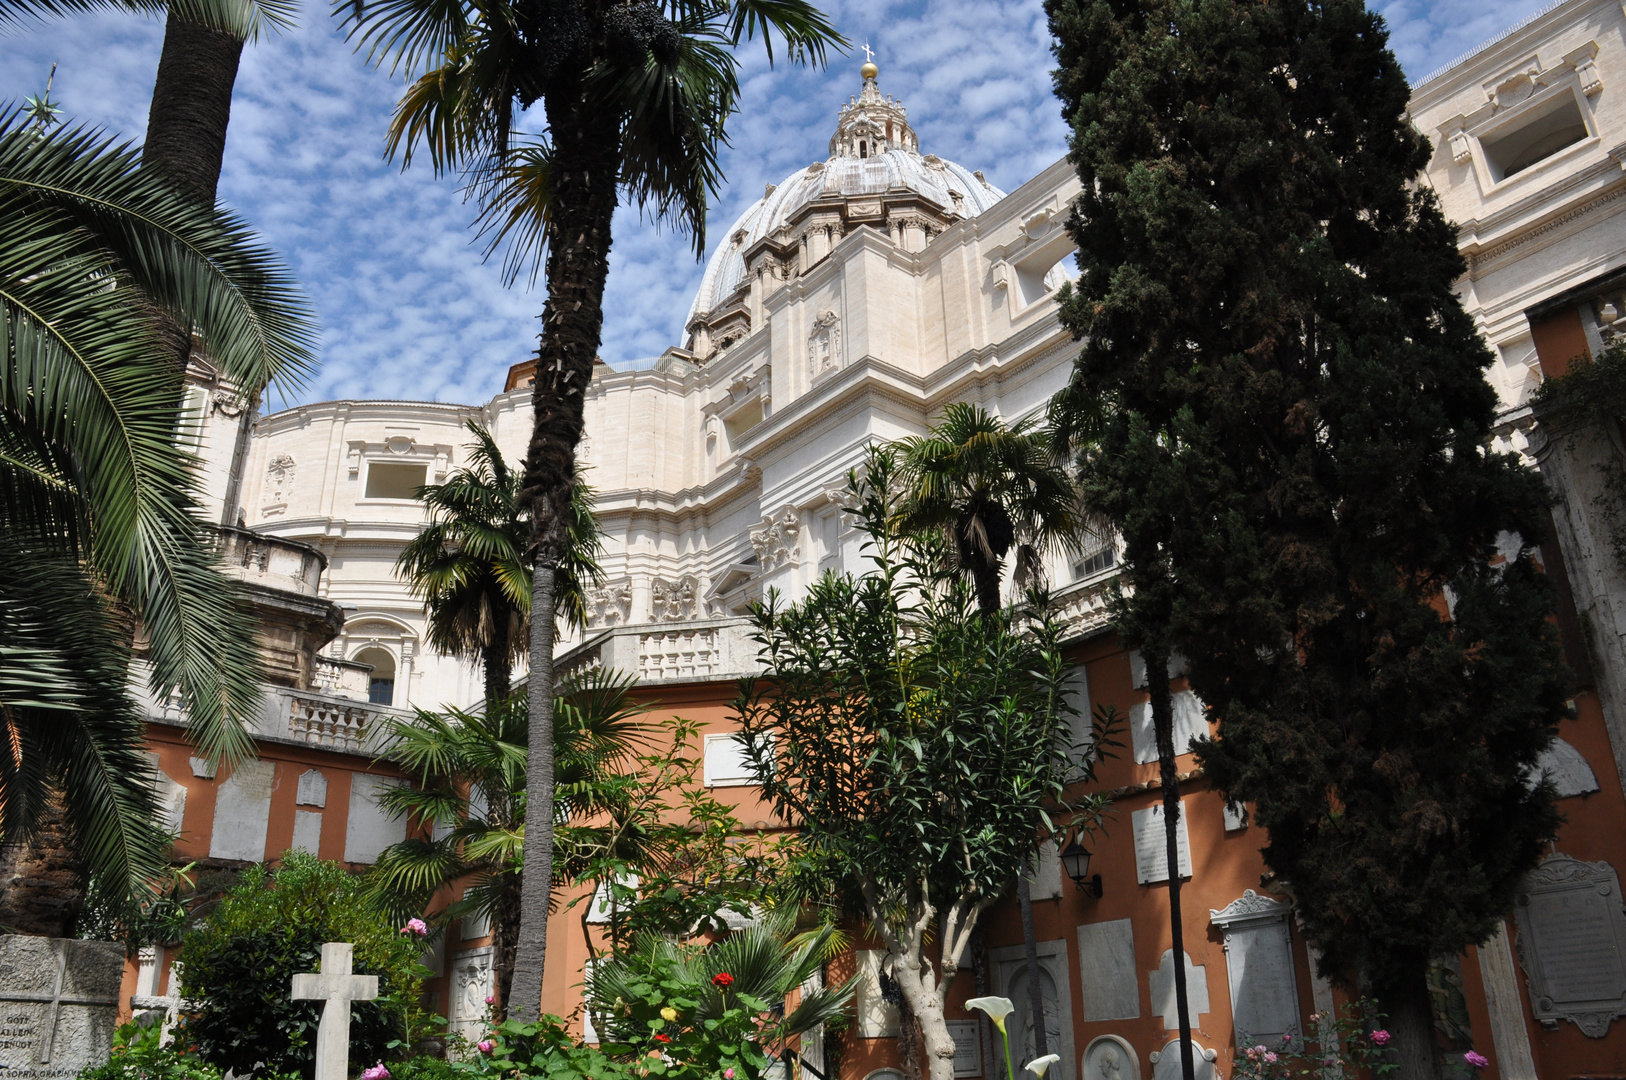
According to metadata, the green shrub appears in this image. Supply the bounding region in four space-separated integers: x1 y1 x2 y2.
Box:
178 851 428 1079
76 1021 224 1080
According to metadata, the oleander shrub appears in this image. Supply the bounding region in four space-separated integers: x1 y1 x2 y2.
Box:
178 851 428 1079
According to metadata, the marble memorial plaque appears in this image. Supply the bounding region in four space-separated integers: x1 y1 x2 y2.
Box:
297 768 329 807
1513 854 1626 1037
292 809 323 855
1077 919 1140 1021
1148 950 1209 1030
1129 692 1205 765
208 758 275 861
947 1019 981 1077
1210 891 1301 1047
447 946 496 1042
0 936 123 1076
856 950 900 1038
1132 803 1192 884
1082 1035 1140 1080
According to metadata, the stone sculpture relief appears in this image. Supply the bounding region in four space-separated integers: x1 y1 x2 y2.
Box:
809 310 842 379
750 508 801 571
265 454 296 507
651 575 702 622
585 579 634 628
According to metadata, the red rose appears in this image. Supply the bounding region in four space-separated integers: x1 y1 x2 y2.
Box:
711 972 735 988
655 1033 672 1044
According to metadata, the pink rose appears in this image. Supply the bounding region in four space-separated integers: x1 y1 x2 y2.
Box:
1464 1051 1489 1070
725 1071 736 1079
478 1040 495 1053
1254 1045 1268 1054
1369 1029 1390 1046
400 918 429 936
1264 1053 1278 1064
486 995 495 1005
362 1066 390 1080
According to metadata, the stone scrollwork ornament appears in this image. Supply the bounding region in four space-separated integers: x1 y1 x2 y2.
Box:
808 310 842 379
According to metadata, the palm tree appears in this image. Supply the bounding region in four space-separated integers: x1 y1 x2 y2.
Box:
896 403 1081 615
338 0 846 1020
0 112 317 927
893 402 1082 1072
395 420 603 708
366 668 646 1013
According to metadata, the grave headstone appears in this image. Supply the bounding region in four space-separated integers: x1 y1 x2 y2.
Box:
1147 949 1209 1030
1529 738 1599 798
1131 803 1191 884
1512 853 1626 1037
1209 890 1300 1047
1081 1035 1140 1080
1148 1038 1216 1080
447 945 497 1043
290 942 379 1080
1076 919 1140 1021
292 810 323 855
297 768 329 807
947 1019 981 1077
0 935 123 1076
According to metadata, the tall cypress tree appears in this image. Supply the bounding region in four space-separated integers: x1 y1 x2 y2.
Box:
1045 1 1570 1075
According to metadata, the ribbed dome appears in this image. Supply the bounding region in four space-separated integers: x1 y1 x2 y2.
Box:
685 72 1007 326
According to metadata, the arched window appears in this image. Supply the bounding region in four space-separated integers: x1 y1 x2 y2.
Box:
355 647 396 707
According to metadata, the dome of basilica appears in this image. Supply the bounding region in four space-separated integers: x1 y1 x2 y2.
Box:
685 66 1007 331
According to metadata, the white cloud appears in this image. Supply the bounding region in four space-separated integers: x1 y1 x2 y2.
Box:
0 0 1556 407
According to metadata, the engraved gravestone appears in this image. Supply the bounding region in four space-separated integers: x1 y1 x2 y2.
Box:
1210 890 1301 1047
1512 854 1626 1037
1131 803 1191 884
947 1019 981 1077
0 936 123 1076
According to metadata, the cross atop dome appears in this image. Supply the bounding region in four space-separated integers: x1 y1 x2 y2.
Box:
830 51 916 159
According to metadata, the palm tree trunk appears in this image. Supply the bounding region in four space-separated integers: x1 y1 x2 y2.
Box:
144 13 243 206
509 557 558 1022
0 801 84 937
1016 872 1047 1069
493 876 522 1019
484 621 512 709
1145 647 1194 1080
509 90 621 1023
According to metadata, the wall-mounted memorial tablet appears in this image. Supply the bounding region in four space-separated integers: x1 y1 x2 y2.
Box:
1513 853 1626 1038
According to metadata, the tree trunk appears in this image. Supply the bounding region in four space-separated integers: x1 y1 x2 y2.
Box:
0 803 84 937
1016 871 1047 1071
1146 648 1194 1080
970 556 1003 614
886 951 960 1080
509 89 621 1022
970 925 995 1080
1378 965 1440 1080
144 13 243 206
483 621 512 709
508 557 558 1023
492 877 522 1020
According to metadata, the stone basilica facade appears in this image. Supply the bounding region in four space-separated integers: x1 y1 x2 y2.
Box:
141 10 1626 1079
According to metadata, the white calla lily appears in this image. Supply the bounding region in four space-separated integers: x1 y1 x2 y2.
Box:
1026 1055 1062 1079
965 996 1016 1033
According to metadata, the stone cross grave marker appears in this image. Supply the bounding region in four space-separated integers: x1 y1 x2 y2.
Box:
0 936 123 1075
291 942 379 1080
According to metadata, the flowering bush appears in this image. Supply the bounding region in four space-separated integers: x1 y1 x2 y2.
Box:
1229 1001 1400 1080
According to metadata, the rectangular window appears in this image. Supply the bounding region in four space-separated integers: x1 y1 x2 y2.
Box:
703 730 768 787
1073 544 1116 580
363 462 427 500
1482 94 1590 181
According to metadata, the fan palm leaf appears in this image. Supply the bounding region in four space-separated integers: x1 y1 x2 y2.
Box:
0 0 296 41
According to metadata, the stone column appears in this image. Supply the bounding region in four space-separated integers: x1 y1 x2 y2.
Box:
1474 922 1538 1080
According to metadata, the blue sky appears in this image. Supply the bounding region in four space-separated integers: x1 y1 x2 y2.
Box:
2 0 1556 408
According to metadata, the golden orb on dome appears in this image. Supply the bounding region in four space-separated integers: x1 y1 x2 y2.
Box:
860 60 879 79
